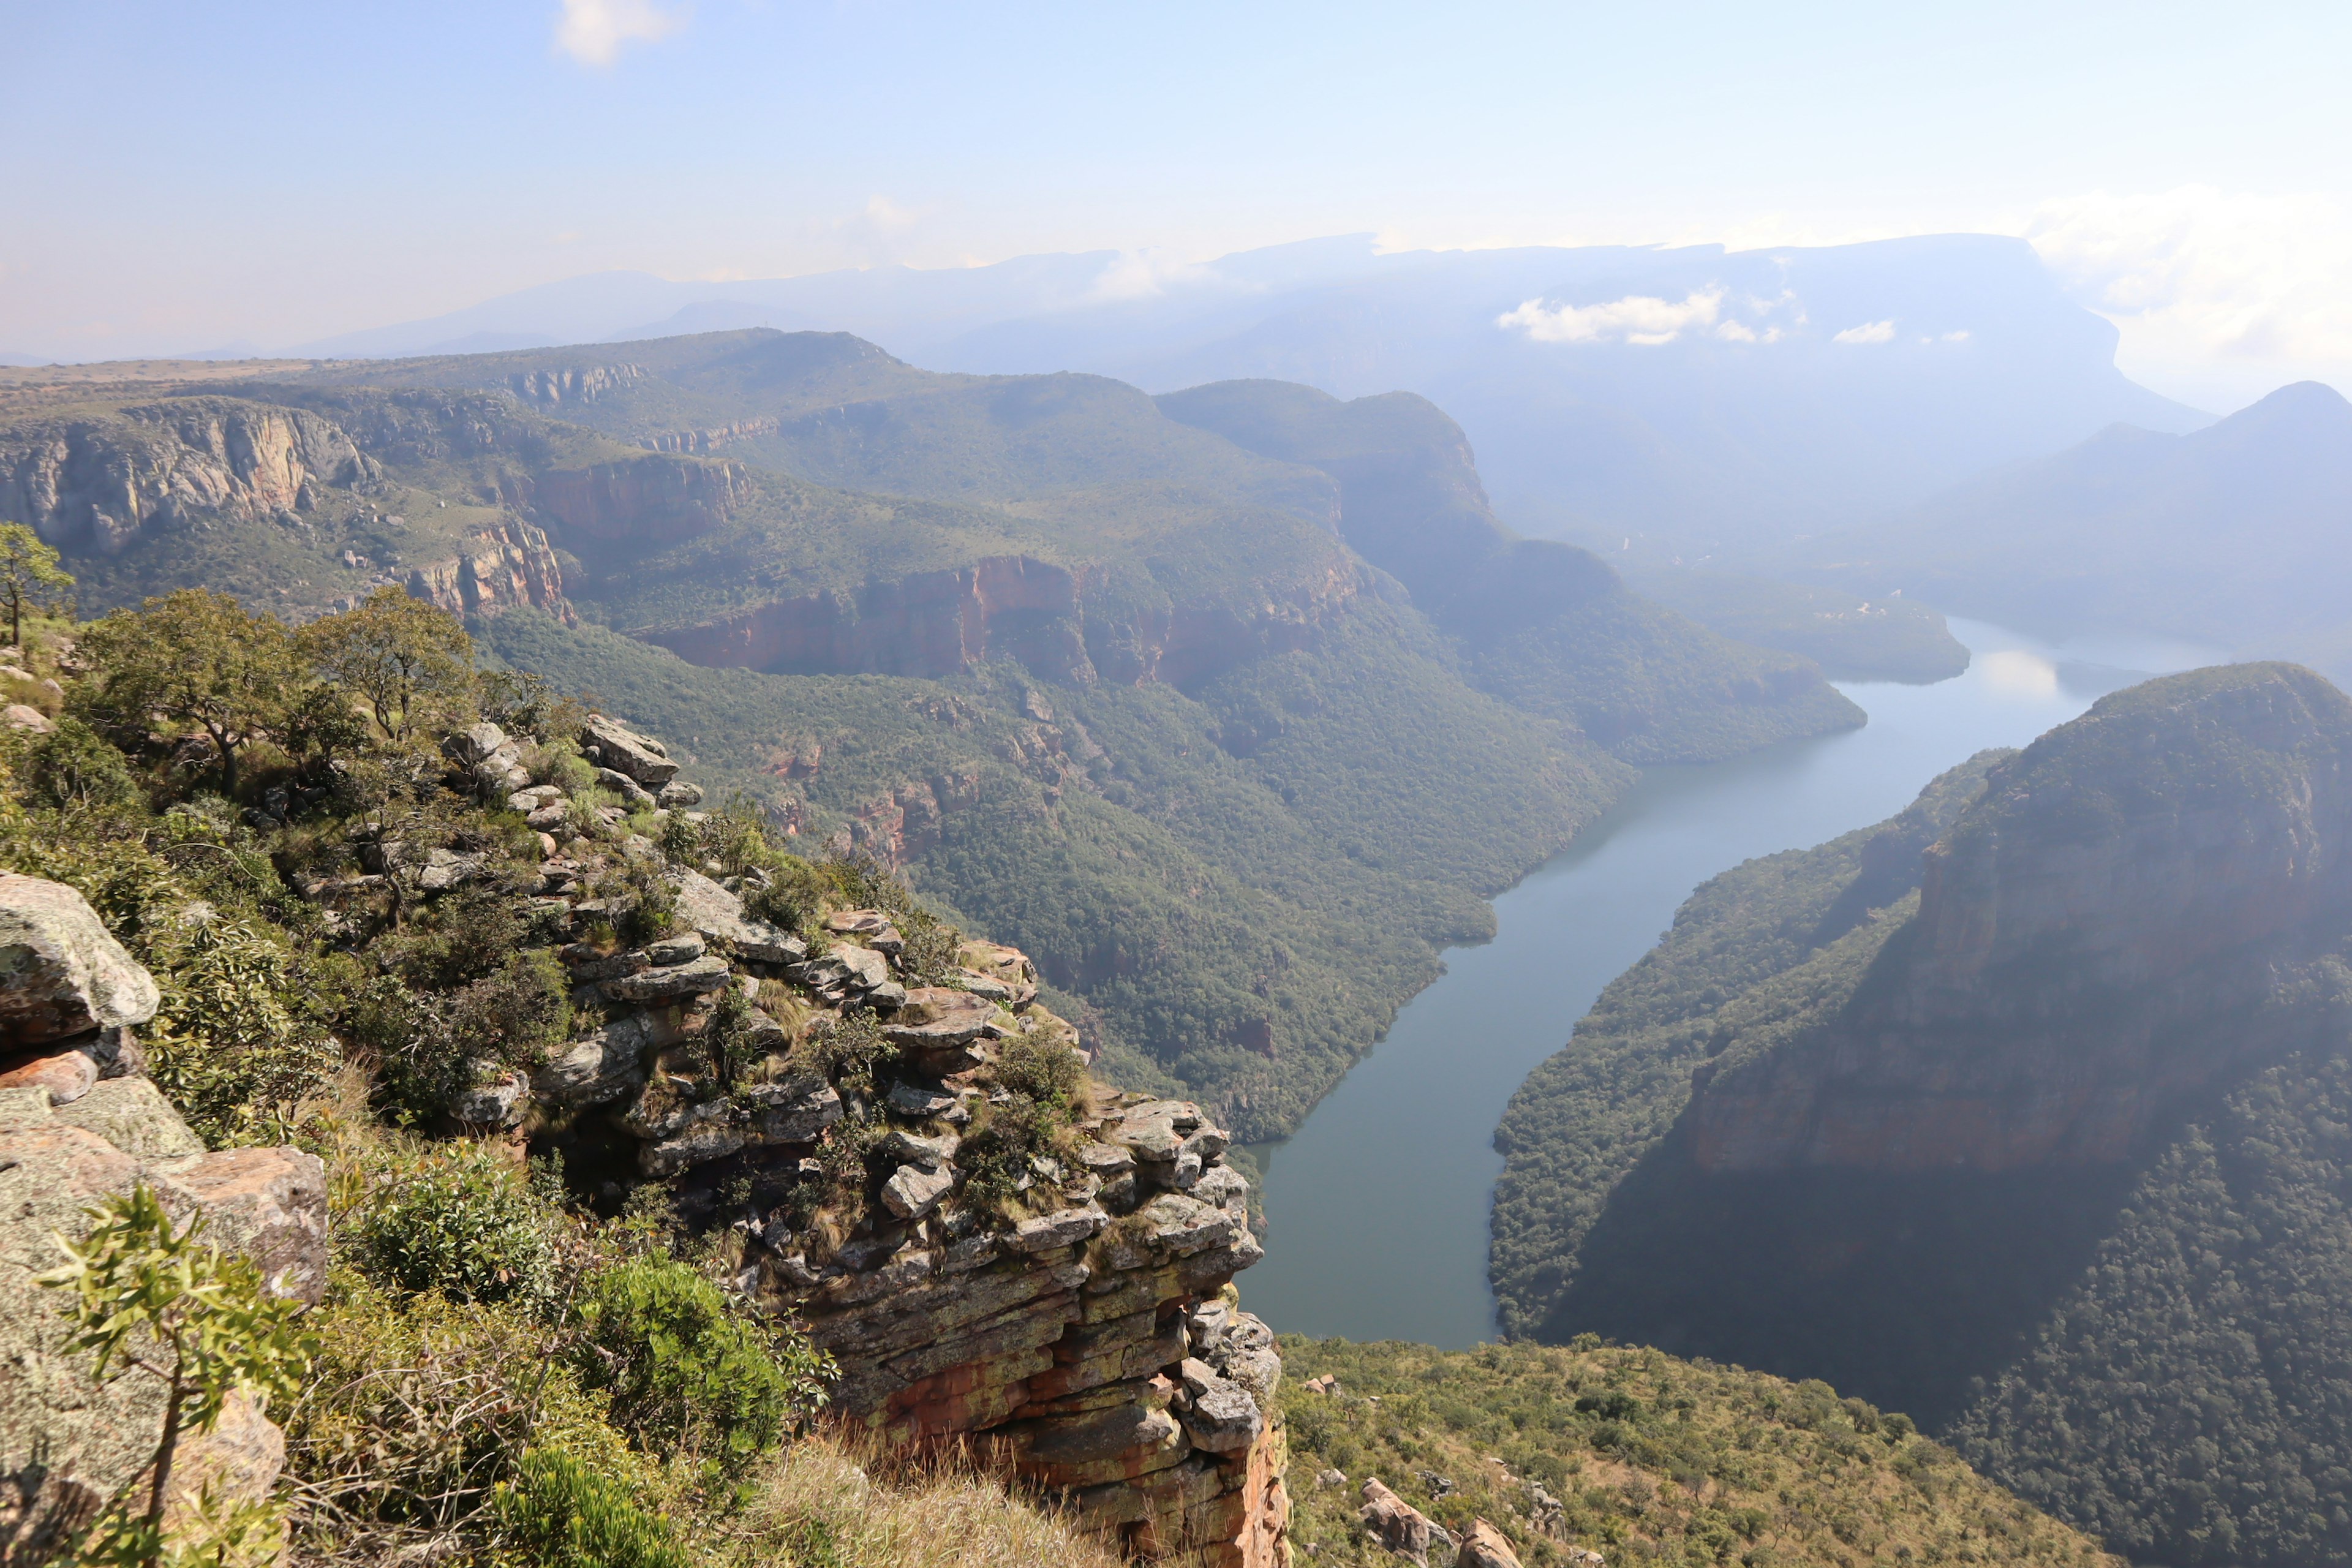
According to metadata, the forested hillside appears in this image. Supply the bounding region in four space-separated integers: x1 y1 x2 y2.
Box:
1490 662 2352 1568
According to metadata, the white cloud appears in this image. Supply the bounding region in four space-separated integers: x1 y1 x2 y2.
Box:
1833 320 1896 345
1942 330 1970 342
1499 286 1727 346
1714 320 1784 344
2026 186 2352 364
1088 249 1227 303
554 0 687 67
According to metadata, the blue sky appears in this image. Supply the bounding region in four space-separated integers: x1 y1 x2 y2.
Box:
6 1 2350 404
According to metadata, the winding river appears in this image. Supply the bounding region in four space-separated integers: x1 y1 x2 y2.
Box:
1242 617 2226 1348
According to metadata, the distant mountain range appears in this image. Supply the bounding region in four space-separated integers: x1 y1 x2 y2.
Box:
1795 380 2352 680
290 235 2206 552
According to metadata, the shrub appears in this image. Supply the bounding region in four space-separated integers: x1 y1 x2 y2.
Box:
494 1447 690 1568
19 715 139 812
794 1009 895 1098
146 914 341 1146
352 1140 556 1305
574 1257 834 1475
989 1033 1085 1118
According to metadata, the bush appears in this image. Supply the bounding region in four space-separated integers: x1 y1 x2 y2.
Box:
574 1257 834 1475
146 914 341 1145
352 1140 557 1305
494 1447 690 1568
18 715 138 812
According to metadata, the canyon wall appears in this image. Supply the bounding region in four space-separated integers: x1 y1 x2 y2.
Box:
405 518 576 624
1687 662 2352 1174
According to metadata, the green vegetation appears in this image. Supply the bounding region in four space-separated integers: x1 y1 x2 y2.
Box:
1488 753 2009 1337
0 519 74 646
1277 1336 2116 1568
1629 568 1969 684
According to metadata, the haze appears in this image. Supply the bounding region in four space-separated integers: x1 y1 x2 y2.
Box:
8 0 2352 410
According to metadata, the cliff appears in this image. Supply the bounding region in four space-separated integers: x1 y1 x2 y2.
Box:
405 517 575 623
414 715 1292 1566
0 398 370 553
1688 662 2352 1173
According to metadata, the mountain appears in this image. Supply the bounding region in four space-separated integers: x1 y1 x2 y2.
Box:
296 236 2205 553
1795 380 2352 682
0 334 1866 1140
1490 661 2352 1568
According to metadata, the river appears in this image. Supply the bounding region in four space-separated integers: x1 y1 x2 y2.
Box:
1240 617 2228 1348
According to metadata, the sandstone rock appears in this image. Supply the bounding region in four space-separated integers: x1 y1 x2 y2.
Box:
1176 1357 1264 1453
526 801 573 832
415 847 489 892
151 1145 331 1303
641 1119 747 1176
1011 1206 1109 1253
1080 1140 1137 1177
0 873 162 1050
960 939 1040 1006
1460 1519 1526 1568
744 1077 842 1143
1360 1478 1451 1566
647 931 706 965
452 1066 527 1127
3 703 53 733
881 1128 957 1168
670 870 805 963
1135 1192 1243 1257
600 952 732 1002
888 1080 959 1119
657 778 704 810
509 783 564 812
837 944 892 992
882 1163 954 1221
597 766 658 810
441 720 508 767
883 987 1005 1061
581 714 678 785
53 1077 206 1159
0 1044 96 1105
537 1019 655 1107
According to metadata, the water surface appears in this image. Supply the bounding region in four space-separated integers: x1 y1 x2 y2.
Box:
1242 619 2223 1346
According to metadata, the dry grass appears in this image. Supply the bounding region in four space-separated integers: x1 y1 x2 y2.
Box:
726 1430 1126 1568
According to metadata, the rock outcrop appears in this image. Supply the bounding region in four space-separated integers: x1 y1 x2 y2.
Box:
507 364 644 407
0 877 328 1561
0 398 368 554
1688 663 2352 1174
519 454 746 543
405 518 574 624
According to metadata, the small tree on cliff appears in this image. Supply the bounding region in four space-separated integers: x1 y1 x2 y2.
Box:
39 1182 314 1568
0 521 74 647
298 586 474 744
81 590 298 800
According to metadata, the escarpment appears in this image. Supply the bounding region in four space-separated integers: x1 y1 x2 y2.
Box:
405 517 575 623
368 710 1291 1566
1687 662 2352 1174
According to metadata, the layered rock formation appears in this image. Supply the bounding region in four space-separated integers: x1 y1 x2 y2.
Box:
517 453 747 543
0 398 369 554
1687 663 2352 1174
507 364 644 407
361 711 1292 1565
405 517 575 624
0 875 328 1559
644 551 1370 691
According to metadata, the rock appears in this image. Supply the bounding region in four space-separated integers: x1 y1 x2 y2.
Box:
646 931 706 965
883 987 1005 1054
3 703 53 733
1079 1140 1137 1177
150 1145 331 1303
1009 1205 1109 1253
824 908 896 938
882 1128 957 1168
1360 1479 1451 1566
1193 1163 1250 1212
669 870 805 963
596 766 658 810
508 783 564 811
600 952 732 1002
657 778 704 810
641 1120 747 1176
441 721 508 768
888 1080 959 1119
837 944 892 992
1459 1519 1526 1568
745 1077 842 1143
1134 1192 1243 1256
53 1077 205 1159
537 1018 654 1107
959 940 1040 1006
526 801 573 832
581 713 678 785
415 847 489 892
882 1162 955 1221
1317 1468 1349 1488
452 1066 527 1127
0 1045 96 1106
0 873 162 1050
1176 1357 1264 1453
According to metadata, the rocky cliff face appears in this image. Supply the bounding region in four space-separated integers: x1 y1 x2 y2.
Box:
397 715 1291 1566
1688 663 2352 1174
0 399 369 554
645 551 1371 692
507 364 644 406
405 518 575 624
516 453 748 543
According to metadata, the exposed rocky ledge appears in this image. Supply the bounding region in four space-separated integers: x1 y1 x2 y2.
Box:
405 517 575 624
1688 662 2352 1174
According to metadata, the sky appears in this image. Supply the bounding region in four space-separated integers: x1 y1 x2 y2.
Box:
5 0 2350 409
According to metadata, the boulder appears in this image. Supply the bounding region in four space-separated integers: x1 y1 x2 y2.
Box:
600 952 732 1002
0 873 162 1051
0 1044 96 1106
1459 1519 1526 1568
151 1145 331 1303
837 944 892 992
581 714 678 786
1009 1205 1108 1254
415 847 489 892
657 778 704 810
744 1077 843 1143
3 703 54 734
669 870 806 964
881 1162 954 1221
440 721 509 767
959 939 1040 1006
883 987 1005 1055
1175 1357 1264 1453
53 1077 206 1159
596 766 658 810
1360 1479 1451 1566
536 1018 655 1107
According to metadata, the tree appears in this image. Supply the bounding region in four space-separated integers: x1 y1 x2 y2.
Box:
298 587 474 744
39 1182 314 1568
0 521 74 647
81 591 298 801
